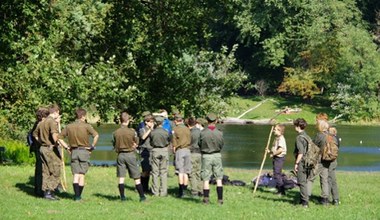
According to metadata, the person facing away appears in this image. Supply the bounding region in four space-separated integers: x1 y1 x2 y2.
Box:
112 111 146 202
199 113 224 205
33 104 62 200
172 114 192 198
149 116 171 196
58 108 99 201
327 126 340 205
269 124 287 196
293 118 311 208
310 119 331 205
187 117 203 197
30 107 49 197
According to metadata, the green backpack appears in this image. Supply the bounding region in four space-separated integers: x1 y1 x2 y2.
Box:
321 133 339 161
300 135 321 169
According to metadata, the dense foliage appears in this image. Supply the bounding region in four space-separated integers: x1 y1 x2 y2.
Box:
0 0 379 140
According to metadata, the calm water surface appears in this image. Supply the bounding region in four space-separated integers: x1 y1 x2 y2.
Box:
90 124 380 172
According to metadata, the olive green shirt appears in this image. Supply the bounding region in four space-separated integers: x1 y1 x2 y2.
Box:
190 127 201 153
34 116 59 146
172 124 191 149
59 120 98 147
150 127 171 148
199 125 223 154
294 131 309 158
112 125 139 152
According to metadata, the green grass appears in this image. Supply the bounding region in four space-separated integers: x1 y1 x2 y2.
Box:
1 165 379 219
226 96 336 124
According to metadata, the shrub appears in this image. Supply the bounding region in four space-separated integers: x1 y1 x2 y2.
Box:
0 139 35 165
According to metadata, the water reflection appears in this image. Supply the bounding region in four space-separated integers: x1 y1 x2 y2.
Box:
88 124 380 172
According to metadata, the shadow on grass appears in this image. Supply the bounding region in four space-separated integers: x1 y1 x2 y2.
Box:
167 186 203 203
14 176 73 199
255 187 301 205
93 193 126 201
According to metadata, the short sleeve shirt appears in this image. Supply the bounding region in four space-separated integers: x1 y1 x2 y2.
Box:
113 125 139 152
59 120 98 147
271 135 287 157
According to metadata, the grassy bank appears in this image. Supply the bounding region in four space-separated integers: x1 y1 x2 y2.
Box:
1 165 379 219
225 96 336 124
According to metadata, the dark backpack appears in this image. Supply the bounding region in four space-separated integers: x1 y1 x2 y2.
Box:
321 133 339 161
300 135 320 169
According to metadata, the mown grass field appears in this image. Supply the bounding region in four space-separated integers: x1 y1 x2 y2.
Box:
1 165 379 220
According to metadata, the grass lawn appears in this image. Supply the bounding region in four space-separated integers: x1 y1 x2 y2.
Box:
1 165 379 219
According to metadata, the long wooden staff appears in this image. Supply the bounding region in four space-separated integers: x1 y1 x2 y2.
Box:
253 125 274 194
58 121 67 191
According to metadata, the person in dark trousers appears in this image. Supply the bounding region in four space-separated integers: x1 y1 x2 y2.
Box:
293 118 311 208
30 107 49 197
269 124 287 196
138 114 155 193
113 111 146 202
150 116 171 196
33 104 62 200
58 108 99 201
199 113 224 205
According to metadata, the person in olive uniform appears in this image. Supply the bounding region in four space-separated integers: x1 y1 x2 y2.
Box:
30 107 50 197
58 108 99 201
199 113 224 205
172 114 191 198
138 113 155 192
293 118 311 208
113 111 146 202
33 104 62 200
188 117 203 197
149 116 171 196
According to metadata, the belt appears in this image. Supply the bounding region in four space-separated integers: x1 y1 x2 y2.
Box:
118 150 134 153
71 147 88 150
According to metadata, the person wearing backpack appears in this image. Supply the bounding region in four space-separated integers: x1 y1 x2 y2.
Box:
293 118 311 208
328 126 340 205
311 119 331 205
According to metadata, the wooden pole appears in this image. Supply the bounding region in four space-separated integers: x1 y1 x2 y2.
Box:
57 120 67 192
253 125 275 194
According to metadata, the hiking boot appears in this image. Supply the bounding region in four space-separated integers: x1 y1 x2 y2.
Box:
332 199 340 206
301 201 309 208
203 197 210 205
218 199 224 205
74 196 82 201
44 191 58 201
120 196 127 202
139 196 146 202
320 198 329 205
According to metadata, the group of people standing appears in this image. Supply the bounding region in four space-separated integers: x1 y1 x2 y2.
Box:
269 113 340 208
30 106 225 205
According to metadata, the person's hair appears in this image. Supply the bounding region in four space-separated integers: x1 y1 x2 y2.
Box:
187 117 196 127
329 126 337 136
316 113 328 121
75 108 87 119
120 111 130 123
36 107 49 121
275 124 285 135
48 104 60 114
293 118 307 130
155 119 163 126
316 119 329 132
144 115 154 122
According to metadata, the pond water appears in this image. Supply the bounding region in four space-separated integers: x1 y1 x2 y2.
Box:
89 124 380 172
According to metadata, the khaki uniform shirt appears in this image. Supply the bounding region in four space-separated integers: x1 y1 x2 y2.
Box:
112 125 139 152
34 116 59 146
172 124 191 150
150 127 171 148
59 120 98 147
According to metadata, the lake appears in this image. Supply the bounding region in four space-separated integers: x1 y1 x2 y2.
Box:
89 124 380 172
